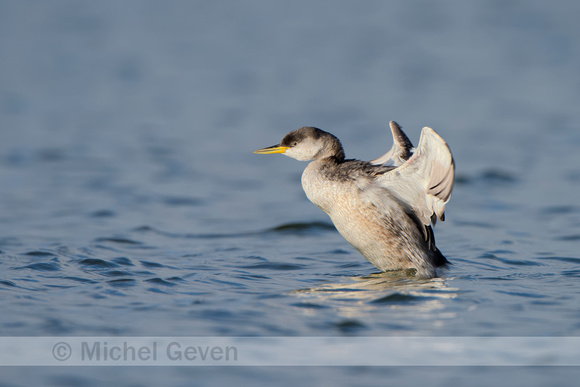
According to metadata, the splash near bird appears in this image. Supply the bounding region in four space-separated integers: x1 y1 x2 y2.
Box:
254 121 455 278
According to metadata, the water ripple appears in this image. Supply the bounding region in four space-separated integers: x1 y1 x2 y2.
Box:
140 261 167 268
107 279 136 288
23 251 58 257
270 221 336 234
370 292 427 304
557 234 580 241
542 256 580 264
78 258 120 268
111 257 135 266
145 278 177 286
237 262 307 271
102 270 134 277
94 237 142 245
494 290 547 298
19 262 61 272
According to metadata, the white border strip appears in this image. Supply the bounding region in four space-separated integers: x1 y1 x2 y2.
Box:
1 337 578 366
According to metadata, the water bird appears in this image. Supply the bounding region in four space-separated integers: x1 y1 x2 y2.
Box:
254 121 455 278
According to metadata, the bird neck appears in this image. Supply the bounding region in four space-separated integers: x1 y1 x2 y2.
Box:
316 134 345 162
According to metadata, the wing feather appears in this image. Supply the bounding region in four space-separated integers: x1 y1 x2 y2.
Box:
376 126 455 237
370 121 414 166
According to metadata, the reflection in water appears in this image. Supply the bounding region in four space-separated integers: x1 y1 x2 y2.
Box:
292 272 459 320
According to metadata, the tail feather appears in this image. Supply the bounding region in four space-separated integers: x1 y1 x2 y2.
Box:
432 247 450 268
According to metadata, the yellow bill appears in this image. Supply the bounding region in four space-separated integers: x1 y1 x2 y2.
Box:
253 145 289 154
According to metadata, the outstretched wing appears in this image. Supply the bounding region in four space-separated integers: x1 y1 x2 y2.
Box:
370 121 414 167
376 126 455 237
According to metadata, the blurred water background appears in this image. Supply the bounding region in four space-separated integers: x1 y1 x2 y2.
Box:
1 0 580 385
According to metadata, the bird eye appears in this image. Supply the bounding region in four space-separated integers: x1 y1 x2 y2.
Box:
292 141 298 147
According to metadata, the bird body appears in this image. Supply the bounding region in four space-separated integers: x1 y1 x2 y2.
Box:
254 122 454 278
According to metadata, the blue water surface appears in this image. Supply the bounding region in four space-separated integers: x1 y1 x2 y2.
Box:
1 0 580 386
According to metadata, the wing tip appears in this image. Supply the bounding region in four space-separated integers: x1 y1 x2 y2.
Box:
420 126 443 145
389 120 413 159
370 120 414 166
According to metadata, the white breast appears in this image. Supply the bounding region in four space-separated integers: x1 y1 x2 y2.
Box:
301 160 340 214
